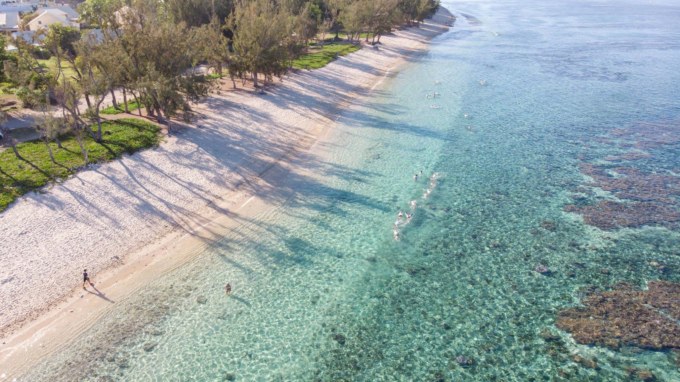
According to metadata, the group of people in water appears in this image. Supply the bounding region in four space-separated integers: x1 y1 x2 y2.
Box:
392 171 442 241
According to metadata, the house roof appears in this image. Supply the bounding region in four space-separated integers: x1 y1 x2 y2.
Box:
26 8 72 28
0 11 19 29
11 30 45 43
36 5 78 20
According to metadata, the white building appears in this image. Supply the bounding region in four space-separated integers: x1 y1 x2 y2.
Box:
26 7 79 32
0 10 19 31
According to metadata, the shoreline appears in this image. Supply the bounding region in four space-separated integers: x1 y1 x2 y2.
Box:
0 8 454 379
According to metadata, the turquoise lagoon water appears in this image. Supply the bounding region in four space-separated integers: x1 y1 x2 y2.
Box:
24 0 680 380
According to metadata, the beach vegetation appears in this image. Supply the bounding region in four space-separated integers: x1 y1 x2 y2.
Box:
226 0 296 88
0 0 441 163
101 100 141 115
0 118 160 212
292 43 360 70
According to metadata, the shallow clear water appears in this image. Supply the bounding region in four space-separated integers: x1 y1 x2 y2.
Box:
23 0 680 381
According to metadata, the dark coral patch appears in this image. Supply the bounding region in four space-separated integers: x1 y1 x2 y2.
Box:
556 281 680 351
564 201 680 230
567 120 680 230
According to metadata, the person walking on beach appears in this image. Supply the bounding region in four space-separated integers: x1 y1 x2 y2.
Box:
225 283 232 295
83 269 94 289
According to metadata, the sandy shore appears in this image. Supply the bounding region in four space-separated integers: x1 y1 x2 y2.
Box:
0 8 454 379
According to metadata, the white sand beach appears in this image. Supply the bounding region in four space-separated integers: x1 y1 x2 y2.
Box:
0 8 454 378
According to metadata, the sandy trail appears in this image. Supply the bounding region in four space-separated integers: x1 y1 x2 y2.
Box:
0 8 454 379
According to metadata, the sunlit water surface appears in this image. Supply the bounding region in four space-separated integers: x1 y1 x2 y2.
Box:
23 0 680 380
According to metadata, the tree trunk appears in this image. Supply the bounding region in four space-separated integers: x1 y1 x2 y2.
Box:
2 129 23 160
11 145 22 160
122 88 129 113
76 133 88 164
96 116 103 142
154 106 164 124
147 103 155 118
110 88 118 109
84 93 92 109
132 92 143 116
44 139 55 163
149 92 163 123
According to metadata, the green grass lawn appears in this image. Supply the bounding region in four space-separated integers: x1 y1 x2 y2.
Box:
205 73 223 80
292 43 361 70
0 118 160 212
333 32 371 41
101 100 142 115
0 82 16 96
37 57 78 82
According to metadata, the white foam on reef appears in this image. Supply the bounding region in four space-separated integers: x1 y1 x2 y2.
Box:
393 172 444 241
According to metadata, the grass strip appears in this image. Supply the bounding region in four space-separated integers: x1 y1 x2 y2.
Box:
292 43 361 70
0 118 160 212
100 100 142 115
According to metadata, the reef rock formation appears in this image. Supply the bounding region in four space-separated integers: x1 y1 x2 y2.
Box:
566 120 680 230
556 281 680 350
564 201 680 230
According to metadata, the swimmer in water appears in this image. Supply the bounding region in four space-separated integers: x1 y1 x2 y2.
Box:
398 211 404 218
413 174 418 181
406 213 412 220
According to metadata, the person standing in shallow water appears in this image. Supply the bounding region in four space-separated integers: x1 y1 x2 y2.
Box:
83 269 94 289
225 283 232 295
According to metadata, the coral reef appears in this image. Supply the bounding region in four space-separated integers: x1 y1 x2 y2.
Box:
571 354 599 369
564 201 680 230
567 120 680 230
534 264 551 275
556 281 680 351
454 355 475 367
590 167 680 204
